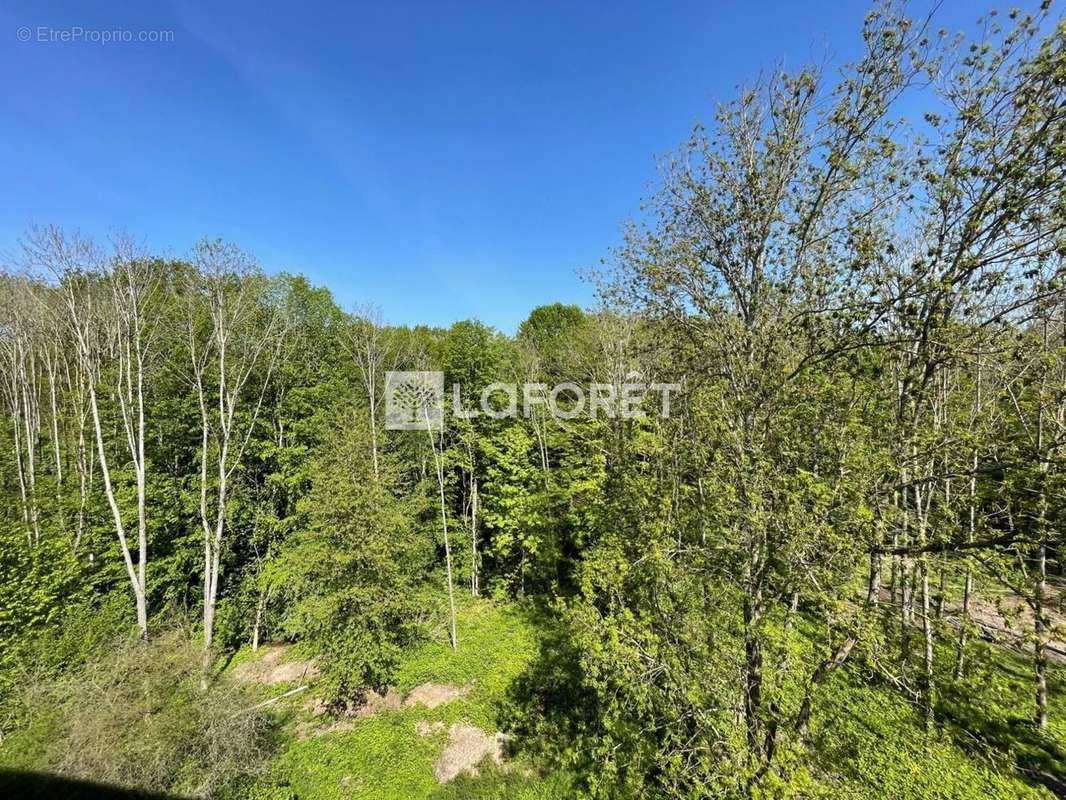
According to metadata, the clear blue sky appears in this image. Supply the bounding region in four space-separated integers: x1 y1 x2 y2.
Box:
2 1 989 332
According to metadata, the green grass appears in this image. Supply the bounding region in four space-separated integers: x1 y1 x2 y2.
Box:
236 709 443 800
812 670 1053 799
936 639 1066 790
2 592 1061 799
427 761 575 799
393 596 540 729
805 626 1064 800
232 596 570 800
229 599 1064 800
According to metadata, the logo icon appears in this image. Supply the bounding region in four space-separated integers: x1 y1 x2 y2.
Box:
385 371 444 430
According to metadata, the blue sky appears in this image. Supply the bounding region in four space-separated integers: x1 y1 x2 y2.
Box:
2 1 990 331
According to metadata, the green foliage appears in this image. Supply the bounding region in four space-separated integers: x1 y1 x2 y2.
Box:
0 522 91 656
444 320 505 393
517 304 587 379
479 424 552 597
0 588 132 731
238 598 569 800
2 7 1066 798
0 628 275 798
266 406 434 700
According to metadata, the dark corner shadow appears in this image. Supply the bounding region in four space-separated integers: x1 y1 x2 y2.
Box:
0 769 182 800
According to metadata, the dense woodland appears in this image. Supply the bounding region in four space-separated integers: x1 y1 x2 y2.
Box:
3 4 1066 799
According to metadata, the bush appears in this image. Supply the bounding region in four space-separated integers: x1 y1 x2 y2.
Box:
0 627 276 798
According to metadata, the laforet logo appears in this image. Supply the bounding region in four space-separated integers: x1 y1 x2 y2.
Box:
385 371 444 430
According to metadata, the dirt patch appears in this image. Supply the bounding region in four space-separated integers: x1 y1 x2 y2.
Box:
348 686 402 717
303 686 402 719
403 682 469 709
233 644 320 685
416 720 445 737
433 724 507 783
295 687 404 740
956 592 1066 661
877 582 1066 662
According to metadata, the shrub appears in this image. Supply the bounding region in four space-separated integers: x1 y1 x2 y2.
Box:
1 627 276 798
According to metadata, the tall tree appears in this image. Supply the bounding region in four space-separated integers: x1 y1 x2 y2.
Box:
181 239 286 679
24 228 159 637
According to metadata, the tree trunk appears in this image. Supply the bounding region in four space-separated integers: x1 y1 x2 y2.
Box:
935 566 947 620
11 405 31 548
955 449 979 680
742 549 764 764
919 555 935 729
1035 542 1049 730
900 557 912 651
868 550 881 607
252 588 267 653
88 381 148 639
915 479 935 729
470 475 479 597
954 567 973 680
202 538 222 688
1034 318 1050 729
44 349 64 531
427 413 457 651
19 349 41 547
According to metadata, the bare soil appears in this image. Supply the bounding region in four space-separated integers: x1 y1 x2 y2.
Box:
233 644 320 685
403 682 469 709
415 720 445 737
349 686 403 717
962 591 1066 660
432 724 507 783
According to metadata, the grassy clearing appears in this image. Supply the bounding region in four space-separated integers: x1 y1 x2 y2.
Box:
813 672 1052 799
6 598 1056 799
229 600 1064 799
232 596 570 800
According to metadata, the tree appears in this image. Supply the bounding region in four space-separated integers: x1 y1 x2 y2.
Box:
343 305 403 481
23 228 160 638
267 405 432 699
181 239 286 680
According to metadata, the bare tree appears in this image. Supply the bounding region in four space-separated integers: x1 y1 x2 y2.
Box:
110 235 161 638
24 227 156 637
0 275 42 547
182 239 285 682
342 305 399 481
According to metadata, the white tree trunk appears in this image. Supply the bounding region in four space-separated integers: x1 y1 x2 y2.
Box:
427 412 457 651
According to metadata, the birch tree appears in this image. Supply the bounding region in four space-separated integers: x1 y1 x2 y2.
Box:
342 306 398 482
0 276 42 548
182 239 285 680
24 227 157 637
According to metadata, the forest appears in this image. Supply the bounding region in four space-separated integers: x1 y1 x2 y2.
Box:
2 3 1066 799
